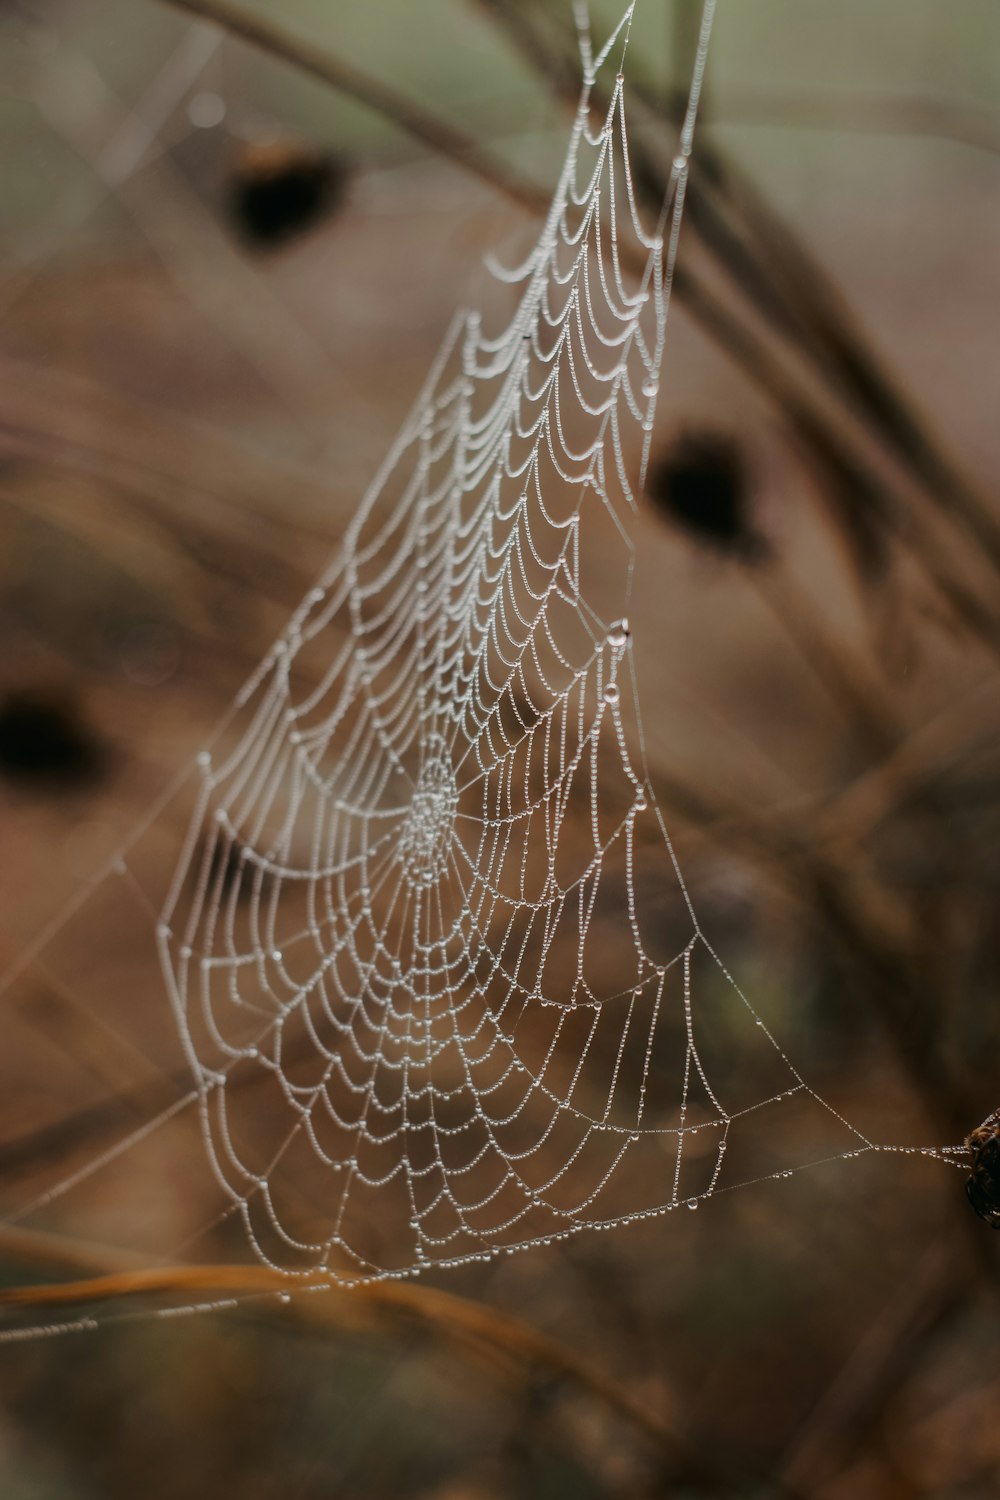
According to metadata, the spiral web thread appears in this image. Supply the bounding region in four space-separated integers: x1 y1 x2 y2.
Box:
139 1 880 1288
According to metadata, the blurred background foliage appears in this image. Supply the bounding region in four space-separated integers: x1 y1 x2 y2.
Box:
2 0 1000 1496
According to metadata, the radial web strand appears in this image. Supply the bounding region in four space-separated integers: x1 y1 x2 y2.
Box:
0 2 890 1320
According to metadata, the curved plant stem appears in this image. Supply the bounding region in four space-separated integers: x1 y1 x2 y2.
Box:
0 1227 763 1493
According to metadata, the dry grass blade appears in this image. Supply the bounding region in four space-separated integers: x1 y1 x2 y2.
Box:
0 1235 731 1488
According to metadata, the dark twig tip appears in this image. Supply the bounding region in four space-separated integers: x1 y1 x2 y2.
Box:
648 429 768 562
229 140 350 249
0 689 107 794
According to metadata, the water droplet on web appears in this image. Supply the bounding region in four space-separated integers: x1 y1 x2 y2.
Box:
686 1199 698 1211
604 683 620 705
187 91 225 130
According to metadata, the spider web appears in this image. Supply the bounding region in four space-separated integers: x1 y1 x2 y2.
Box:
0 1 878 1308
150 1 869 1283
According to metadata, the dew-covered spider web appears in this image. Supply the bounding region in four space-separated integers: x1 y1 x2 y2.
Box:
152 0 878 1282
0 0 899 1325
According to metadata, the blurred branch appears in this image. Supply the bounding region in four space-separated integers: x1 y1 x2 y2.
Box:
679 134 1000 582
477 0 1000 645
753 566 899 758
675 273 1000 656
570 3 1000 587
0 352 340 541
0 1073 188 1185
813 681 1000 851
648 766 979 1150
714 88 1000 162
151 0 551 218
146 0 1000 662
779 1238 966 1492
11 46 341 450
0 1228 755 1495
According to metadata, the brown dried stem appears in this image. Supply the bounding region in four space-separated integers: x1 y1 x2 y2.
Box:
0 1227 750 1494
